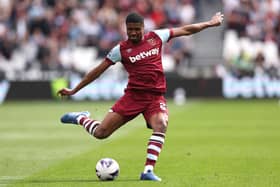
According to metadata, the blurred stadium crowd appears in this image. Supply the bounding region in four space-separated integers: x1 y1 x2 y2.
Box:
1 0 280 81
222 0 280 78
0 0 197 80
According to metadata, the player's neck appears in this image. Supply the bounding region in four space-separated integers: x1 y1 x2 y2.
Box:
129 38 143 45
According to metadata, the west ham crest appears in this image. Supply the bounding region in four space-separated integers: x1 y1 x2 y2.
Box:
147 38 156 46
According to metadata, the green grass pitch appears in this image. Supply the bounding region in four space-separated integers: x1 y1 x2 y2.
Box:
0 99 280 187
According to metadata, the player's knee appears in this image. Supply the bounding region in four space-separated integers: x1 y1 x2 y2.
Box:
93 128 111 139
153 119 168 132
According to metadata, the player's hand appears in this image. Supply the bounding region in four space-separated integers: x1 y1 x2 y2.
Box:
57 88 75 97
209 12 224 26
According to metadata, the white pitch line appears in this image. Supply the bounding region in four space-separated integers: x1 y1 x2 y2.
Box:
0 176 25 179
0 176 25 186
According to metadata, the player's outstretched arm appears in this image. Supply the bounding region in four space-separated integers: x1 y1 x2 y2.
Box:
57 59 112 96
172 12 224 38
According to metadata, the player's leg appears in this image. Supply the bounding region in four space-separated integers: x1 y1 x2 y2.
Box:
140 97 168 181
60 90 139 139
93 111 128 139
91 90 142 138
140 112 168 181
61 111 128 139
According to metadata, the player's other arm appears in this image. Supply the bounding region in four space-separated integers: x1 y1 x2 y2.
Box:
57 59 112 96
171 12 224 38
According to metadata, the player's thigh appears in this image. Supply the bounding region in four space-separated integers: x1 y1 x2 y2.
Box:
95 112 127 138
144 95 168 132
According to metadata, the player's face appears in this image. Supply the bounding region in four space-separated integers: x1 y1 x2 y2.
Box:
126 22 144 44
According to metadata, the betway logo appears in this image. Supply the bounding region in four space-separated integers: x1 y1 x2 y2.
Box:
129 48 159 63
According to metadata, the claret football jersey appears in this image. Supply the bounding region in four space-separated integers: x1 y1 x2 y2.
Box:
106 29 173 94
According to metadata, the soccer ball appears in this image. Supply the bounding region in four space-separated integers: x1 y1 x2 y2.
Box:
95 158 120 181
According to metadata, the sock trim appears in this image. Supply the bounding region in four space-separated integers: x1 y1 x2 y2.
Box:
89 121 100 134
144 165 154 173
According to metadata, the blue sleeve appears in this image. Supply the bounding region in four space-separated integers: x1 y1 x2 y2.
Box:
153 29 171 43
106 44 121 63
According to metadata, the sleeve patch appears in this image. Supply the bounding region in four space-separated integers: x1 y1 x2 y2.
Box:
153 29 171 43
106 44 121 63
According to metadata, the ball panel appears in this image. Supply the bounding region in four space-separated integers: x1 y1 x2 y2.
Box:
95 158 120 181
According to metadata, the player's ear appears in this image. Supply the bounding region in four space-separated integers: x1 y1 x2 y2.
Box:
141 23 144 31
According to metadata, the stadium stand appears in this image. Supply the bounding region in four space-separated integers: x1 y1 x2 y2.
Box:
0 0 201 81
3 0 278 81
221 0 280 78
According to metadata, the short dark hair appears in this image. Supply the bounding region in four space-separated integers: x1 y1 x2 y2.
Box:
125 12 144 24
